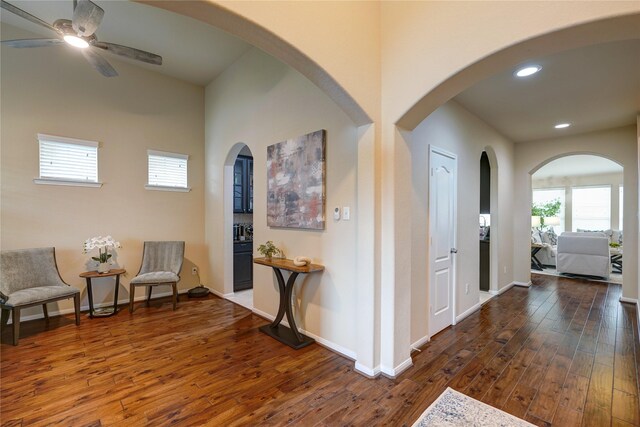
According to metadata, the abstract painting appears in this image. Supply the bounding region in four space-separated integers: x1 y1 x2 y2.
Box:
267 130 326 229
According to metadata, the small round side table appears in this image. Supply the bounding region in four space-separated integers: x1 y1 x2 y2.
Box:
79 269 126 318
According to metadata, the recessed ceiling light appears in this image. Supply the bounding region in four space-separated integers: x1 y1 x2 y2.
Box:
554 123 571 129
515 65 542 78
63 35 89 49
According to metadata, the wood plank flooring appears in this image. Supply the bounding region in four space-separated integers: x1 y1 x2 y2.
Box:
1 274 638 426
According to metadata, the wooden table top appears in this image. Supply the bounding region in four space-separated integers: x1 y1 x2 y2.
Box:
79 268 126 278
254 257 324 273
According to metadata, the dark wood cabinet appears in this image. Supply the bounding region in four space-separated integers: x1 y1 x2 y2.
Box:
479 240 490 291
480 152 491 214
234 242 253 291
233 156 253 214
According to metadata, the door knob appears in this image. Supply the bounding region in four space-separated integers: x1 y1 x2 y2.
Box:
450 248 458 254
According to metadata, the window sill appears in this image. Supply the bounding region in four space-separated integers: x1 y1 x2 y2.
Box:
34 178 103 188
145 185 191 193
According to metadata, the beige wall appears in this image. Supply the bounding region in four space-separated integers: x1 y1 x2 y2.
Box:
410 101 515 345
1 25 207 317
514 125 638 299
204 48 359 356
533 171 624 231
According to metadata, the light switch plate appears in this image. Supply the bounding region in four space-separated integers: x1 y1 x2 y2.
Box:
343 206 350 220
334 207 341 220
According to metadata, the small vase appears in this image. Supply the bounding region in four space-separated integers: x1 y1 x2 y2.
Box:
97 262 110 273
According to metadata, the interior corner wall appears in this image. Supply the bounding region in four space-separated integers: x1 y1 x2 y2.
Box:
410 101 515 344
0 25 207 317
204 48 358 355
514 125 639 299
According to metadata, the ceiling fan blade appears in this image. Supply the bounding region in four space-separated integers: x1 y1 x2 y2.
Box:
2 38 64 48
81 49 118 77
1 0 59 34
72 0 104 37
93 42 162 65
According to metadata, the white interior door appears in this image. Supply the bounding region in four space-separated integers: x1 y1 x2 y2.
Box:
428 146 457 336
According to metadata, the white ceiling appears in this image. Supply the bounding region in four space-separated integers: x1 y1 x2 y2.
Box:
534 155 623 179
454 40 640 142
0 0 252 86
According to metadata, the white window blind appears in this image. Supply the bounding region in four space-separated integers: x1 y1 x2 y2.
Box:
147 150 189 190
37 134 99 186
572 186 611 231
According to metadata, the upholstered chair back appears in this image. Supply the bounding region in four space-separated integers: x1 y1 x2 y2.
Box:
0 248 66 297
138 241 185 275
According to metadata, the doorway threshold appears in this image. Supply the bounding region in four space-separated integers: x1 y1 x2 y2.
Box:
226 289 254 310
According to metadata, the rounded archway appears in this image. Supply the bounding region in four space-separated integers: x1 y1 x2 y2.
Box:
222 143 255 297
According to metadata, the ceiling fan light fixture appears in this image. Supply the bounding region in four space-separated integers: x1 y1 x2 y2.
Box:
554 123 571 129
515 65 542 78
63 35 89 49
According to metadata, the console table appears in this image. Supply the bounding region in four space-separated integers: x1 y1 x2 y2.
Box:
610 247 623 274
253 257 324 349
531 243 544 271
79 269 125 318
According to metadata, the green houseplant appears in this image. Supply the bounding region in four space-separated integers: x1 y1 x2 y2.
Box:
531 199 561 230
257 241 282 260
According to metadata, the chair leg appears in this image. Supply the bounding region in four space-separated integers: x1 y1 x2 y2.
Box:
1 308 9 332
12 307 20 346
73 294 81 326
129 284 135 313
172 283 178 310
43 303 49 322
146 286 153 307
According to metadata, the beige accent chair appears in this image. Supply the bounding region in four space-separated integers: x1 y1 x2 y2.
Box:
129 241 184 313
0 247 80 345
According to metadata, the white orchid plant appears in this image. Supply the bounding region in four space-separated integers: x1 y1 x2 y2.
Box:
83 235 121 264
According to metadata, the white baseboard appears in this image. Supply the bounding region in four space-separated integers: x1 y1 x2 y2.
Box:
210 288 234 298
380 357 413 378
354 362 381 378
455 301 482 323
488 289 500 295
619 296 638 304
12 288 190 323
512 281 532 288
411 335 430 352
251 307 357 360
492 281 530 298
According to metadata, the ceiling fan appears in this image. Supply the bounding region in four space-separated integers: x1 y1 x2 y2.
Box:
1 0 162 77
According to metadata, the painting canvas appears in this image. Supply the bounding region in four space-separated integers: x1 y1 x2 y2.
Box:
267 130 326 229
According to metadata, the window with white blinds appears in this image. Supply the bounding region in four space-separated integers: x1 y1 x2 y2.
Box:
35 134 101 187
146 150 190 191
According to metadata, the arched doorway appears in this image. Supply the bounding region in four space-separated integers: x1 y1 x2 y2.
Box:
529 154 624 282
221 143 255 305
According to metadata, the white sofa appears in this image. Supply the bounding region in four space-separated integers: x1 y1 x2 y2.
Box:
556 232 610 279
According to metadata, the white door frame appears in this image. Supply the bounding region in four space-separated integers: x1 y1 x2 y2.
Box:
428 145 458 337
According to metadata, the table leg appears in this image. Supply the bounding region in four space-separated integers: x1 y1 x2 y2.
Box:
284 272 302 342
85 277 94 318
259 267 314 349
113 274 120 315
270 267 287 328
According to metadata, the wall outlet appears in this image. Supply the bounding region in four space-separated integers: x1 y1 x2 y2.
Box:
465 283 469 295
192 266 198 276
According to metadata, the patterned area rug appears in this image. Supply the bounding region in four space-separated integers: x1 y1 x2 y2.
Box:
412 388 534 427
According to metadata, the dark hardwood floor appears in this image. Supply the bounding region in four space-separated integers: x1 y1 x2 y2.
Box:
1 274 638 426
